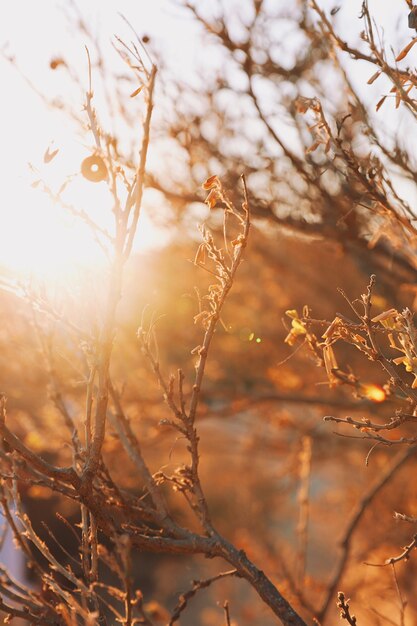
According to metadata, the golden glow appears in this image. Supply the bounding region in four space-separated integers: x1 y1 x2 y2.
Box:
1 172 107 283
1 150 166 285
2 198 101 280
0 21 168 289
362 384 386 403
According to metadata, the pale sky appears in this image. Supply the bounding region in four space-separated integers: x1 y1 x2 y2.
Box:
0 1 202 280
0 1 415 281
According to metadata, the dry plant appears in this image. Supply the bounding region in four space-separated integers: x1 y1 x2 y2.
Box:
4 1 417 625
0 29 310 626
150 0 417 622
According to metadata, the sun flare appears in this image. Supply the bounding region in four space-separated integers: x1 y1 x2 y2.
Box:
1 182 107 283
1 157 167 287
10 203 97 274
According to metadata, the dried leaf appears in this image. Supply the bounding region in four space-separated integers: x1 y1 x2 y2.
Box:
194 243 206 265
202 175 221 190
43 146 59 163
50 57 65 70
323 345 338 384
306 140 320 154
395 36 417 62
286 309 299 320
409 7 417 29
371 308 397 323
295 97 311 114
367 70 381 85
291 319 306 335
375 95 387 112
205 188 221 209
322 317 342 340
395 90 401 109
130 85 143 98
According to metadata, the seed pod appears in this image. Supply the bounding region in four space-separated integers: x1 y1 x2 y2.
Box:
409 7 417 29
81 155 108 183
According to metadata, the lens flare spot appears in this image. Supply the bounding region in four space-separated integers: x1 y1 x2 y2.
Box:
362 384 386 403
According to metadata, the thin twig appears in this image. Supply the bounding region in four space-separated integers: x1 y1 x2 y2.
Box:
169 570 239 626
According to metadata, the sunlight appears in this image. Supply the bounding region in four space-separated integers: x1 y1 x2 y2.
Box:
361 383 386 403
0 0 174 289
0 144 168 285
1 181 104 282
